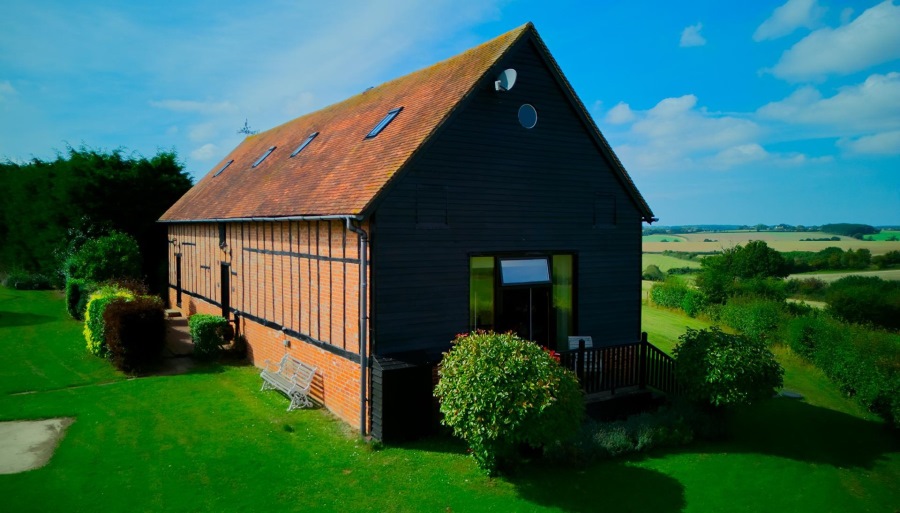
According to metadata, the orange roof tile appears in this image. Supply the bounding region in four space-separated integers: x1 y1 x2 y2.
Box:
160 23 654 223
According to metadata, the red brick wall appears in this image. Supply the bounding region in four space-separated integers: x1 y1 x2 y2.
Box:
166 220 371 431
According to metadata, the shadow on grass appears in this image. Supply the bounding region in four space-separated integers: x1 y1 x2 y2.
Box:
0 311 55 328
511 460 686 513
714 396 898 470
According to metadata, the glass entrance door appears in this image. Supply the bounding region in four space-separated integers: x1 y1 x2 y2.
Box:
497 284 552 347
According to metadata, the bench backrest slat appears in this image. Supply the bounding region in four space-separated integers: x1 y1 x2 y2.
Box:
275 354 316 386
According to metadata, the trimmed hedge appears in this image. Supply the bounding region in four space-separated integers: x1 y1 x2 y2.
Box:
65 278 97 320
650 278 705 317
434 331 584 474
782 313 899 427
83 286 134 356
188 314 230 360
2 271 53 290
104 295 165 373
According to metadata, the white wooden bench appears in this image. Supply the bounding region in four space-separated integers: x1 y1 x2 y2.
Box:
260 354 317 411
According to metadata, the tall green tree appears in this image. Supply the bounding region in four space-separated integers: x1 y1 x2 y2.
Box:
697 241 789 303
0 147 192 291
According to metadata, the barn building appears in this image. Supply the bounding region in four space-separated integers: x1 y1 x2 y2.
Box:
159 22 656 441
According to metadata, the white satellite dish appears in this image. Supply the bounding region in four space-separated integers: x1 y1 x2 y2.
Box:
495 68 517 91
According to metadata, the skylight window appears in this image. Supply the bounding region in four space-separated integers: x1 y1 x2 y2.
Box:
213 160 234 177
290 132 319 157
252 146 276 168
366 107 403 138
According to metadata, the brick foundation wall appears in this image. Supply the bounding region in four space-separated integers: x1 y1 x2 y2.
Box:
168 291 368 429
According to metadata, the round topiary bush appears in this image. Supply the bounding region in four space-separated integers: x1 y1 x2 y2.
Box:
674 327 783 409
434 331 584 474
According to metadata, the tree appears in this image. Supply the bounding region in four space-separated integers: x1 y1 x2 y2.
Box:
0 147 192 291
64 231 142 283
697 241 788 303
642 264 666 281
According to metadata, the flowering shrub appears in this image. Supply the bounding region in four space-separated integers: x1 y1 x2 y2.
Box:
434 331 583 474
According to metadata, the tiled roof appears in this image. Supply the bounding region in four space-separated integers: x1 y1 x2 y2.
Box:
160 23 655 223
160 24 530 221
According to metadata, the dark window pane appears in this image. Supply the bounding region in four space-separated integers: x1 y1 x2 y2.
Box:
366 107 402 138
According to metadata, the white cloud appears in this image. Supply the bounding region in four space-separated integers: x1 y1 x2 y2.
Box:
602 94 834 173
710 144 769 168
757 72 900 134
606 94 763 171
605 102 636 124
753 0 825 42
838 130 900 155
680 23 706 47
190 143 219 162
0 80 16 101
769 1 900 81
150 99 237 115
188 123 220 143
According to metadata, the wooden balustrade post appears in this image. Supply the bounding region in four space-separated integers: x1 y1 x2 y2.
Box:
577 339 586 383
639 331 648 390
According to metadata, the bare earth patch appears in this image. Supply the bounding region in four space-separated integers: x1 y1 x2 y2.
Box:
0 418 74 474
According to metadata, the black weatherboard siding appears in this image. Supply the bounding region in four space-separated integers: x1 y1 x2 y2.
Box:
371 37 642 357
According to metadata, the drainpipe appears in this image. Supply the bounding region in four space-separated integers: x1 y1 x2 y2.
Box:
346 218 369 436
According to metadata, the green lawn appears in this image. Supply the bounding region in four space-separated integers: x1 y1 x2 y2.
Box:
642 253 701 272
1 287 898 512
864 230 900 241
642 234 688 243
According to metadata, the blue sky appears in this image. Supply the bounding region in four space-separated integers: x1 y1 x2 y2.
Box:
1 0 898 225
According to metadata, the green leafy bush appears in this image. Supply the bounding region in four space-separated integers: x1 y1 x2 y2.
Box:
2 271 53 290
65 278 97 320
544 403 701 464
825 275 900 331
650 277 687 309
782 313 899 426
641 264 665 282
650 278 704 317
64 231 142 283
83 285 134 356
719 297 786 344
188 314 230 360
104 295 165 373
674 327 783 409
434 331 584 474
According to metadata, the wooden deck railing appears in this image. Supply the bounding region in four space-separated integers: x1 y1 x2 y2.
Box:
559 332 679 397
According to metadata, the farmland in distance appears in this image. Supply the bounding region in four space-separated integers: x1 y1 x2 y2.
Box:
643 231 900 255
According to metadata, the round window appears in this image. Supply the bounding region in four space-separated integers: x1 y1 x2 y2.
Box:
518 104 537 129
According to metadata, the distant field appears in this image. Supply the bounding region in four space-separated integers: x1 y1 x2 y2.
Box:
644 231 900 255
864 230 900 241
641 253 701 271
788 269 900 282
641 234 688 242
